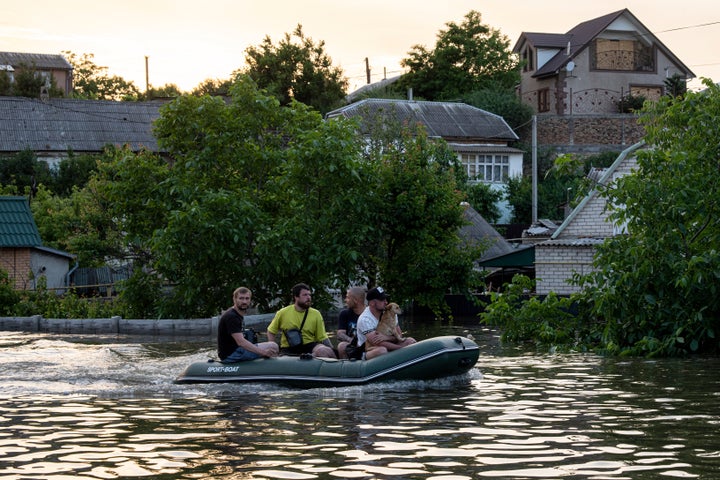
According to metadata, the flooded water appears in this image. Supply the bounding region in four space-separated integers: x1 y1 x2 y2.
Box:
1 326 719 479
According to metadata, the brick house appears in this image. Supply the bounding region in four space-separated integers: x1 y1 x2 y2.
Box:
0 196 75 291
534 141 643 295
513 9 694 115
0 51 73 95
326 98 523 223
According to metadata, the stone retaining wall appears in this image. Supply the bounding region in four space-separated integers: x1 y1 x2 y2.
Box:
517 113 645 154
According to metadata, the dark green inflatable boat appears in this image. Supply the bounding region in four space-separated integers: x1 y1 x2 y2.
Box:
175 335 480 387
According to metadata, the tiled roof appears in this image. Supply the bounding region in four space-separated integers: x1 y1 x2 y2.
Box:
326 99 518 142
0 196 42 247
0 52 72 70
0 97 165 153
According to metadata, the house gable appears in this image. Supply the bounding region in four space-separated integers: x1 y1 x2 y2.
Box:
514 9 694 115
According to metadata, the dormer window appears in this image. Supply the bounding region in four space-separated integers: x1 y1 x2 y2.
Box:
590 37 654 72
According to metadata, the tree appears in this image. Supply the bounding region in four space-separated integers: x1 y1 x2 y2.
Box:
462 89 533 131
664 73 687 98
575 79 720 356
12 65 64 98
397 10 520 101
358 117 485 313
464 182 502 224
63 51 140 101
144 83 183 99
151 75 363 315
0 149 52 197
191 78 232 97
242 25 348 113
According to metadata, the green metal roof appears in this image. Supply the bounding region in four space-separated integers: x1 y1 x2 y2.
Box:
0 196 42 247
477 245 535 267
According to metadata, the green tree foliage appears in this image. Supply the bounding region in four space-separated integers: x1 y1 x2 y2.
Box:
0 70 12 95
461 89 534 131
575 79 720 356
397 10 520 101
464 182 502 224
191 78 232 97
63 51 141 101
0 149 52 196
152 75 363 315
481 275 586 351
11 65 64 98
144 83 183 99
365 124 483 313
664 73 687 98
242 25 348 113
53 152 99 197
505 150 618 224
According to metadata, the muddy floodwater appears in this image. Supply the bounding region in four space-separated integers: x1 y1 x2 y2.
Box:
1 326 719 479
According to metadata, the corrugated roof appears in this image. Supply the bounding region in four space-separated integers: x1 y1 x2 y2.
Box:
0 52 72 70
0 196 42 247
459 203 516 260
0 97 165 153
326 99 518 142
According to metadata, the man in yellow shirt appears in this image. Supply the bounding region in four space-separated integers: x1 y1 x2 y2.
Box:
267 283 337 358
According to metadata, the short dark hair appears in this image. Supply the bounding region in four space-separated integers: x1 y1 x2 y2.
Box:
292 283 311 298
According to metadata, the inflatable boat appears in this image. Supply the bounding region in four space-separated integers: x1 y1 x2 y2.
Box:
174 335 480 387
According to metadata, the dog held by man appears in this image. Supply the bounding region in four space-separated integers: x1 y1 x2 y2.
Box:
356 287 416 360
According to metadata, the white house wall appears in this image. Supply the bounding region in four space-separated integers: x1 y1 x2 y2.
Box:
30 250 71 292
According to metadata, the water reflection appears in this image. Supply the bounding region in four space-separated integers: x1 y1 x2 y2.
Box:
0 329 719 479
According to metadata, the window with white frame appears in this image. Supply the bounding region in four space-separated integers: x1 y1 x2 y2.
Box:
459 153 510 183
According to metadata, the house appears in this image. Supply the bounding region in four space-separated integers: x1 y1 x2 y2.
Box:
513 9 694 115
534 141 643 295
0 51 73 95
0 96 166 168
325 98 523 223
0 196 75 291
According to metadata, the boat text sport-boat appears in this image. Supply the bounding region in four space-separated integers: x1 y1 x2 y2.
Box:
174 335 480 387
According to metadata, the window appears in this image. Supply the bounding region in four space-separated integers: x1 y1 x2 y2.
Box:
522 45 534 72
538 88 550 113
591 38 654 72
459 154 509 183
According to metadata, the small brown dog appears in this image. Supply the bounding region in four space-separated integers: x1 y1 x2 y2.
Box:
378 302 404 341
365 303 404 354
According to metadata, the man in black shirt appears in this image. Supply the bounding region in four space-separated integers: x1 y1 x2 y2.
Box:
217 287 279 362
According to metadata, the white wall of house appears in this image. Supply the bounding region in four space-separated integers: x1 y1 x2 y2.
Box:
535 241 598 295
454 146 523 224
30 250 72 292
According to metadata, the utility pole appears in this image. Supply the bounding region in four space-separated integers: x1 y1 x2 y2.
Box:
532 115 538 224
145 56 150 94
365 57 371 84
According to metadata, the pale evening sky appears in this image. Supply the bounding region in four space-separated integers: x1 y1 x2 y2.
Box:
2 0 719 93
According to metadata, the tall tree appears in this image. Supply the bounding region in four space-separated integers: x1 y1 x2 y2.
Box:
397 10 520 101
359 119 485 313
242 25 348 113
576 79 720 356
63 51 140 101
152 75 362 315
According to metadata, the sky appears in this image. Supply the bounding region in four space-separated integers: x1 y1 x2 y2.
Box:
2 0 720 93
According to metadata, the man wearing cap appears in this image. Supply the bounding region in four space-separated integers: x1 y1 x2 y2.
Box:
356 286 416 360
